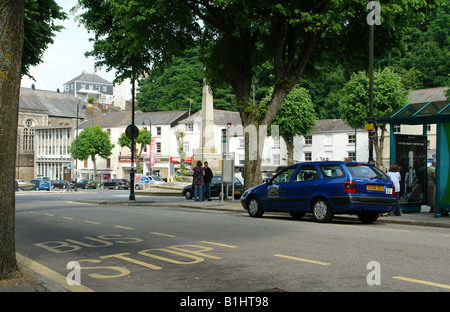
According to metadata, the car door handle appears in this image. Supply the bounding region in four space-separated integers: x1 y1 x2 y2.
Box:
307 185 313 189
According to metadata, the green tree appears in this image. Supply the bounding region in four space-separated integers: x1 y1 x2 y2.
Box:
386 1 450 89
0 0 65 279
338 68 409 167
76 0 441 190
118 128 151 174
270 87 317 165
137 48 238 113
70 126 115 181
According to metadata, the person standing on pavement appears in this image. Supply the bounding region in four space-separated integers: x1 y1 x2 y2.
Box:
388 163 402 216
203 161 213 201
193 160 204 202
427 160 436 212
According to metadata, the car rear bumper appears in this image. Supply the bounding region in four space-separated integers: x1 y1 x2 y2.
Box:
330 195 395 212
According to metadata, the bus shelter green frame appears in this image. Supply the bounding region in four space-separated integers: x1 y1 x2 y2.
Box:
378 100 450 218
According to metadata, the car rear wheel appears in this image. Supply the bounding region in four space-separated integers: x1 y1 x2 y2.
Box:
312 199 333 223
114 184 119 190
100 184 105 190
185 190 192 199
247 196 263 217
135 184 140 190
357 211 379 224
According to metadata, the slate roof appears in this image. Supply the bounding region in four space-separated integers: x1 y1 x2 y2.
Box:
19 87 87 119
408 87 448 104
64 71 112 85
311 119 362 133
79 110 189 129
179 109 242 126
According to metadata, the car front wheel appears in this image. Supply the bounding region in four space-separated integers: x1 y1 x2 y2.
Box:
247 196 263 217
185 190 192 199
312 199 333 223
100 184 105 190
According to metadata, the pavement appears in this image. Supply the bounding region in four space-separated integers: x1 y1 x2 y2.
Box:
3 187 449 292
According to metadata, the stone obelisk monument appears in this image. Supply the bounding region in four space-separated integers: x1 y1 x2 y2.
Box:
194 80 221 171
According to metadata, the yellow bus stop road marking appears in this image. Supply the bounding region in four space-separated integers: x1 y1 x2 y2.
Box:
392 276 450 290
274 254 331 266
114 225 134 230
16 253 94 292
150 232 176 238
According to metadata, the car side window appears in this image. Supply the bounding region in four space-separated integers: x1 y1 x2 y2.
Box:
294 165 319 182
319 164 345 178
272 167 296 184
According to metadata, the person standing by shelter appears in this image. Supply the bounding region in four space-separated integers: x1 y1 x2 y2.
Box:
193 160 205 202
427 160 436 213
388 163 402 216
203 161 213 201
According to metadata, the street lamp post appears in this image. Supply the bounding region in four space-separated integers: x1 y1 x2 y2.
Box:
75 99 86 191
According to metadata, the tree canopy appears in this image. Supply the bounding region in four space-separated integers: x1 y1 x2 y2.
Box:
75 0 442 189
70 126 115 181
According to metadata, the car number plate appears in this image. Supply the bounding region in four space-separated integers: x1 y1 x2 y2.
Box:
366 185 384 191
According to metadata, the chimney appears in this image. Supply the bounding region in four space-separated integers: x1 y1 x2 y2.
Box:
102 104 109 113
31 83 35 90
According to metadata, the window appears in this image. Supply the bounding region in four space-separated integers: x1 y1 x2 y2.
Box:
156 142 161 153
347 151 356 161
319 164 345 178
325 134 333 145
239 139 244 148
304 152 312 161
294 165 319 182
22 119 35 151
304 135 312 145
183 141 190 152
273 136 280 148
272 167 296 184
107 158 111 169
348 134 356 144
273 154 280 165
393 125 401 133
103 86 107 92
185 123 193 132
156 127 161 136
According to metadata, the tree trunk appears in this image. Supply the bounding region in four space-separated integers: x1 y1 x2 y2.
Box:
283 134 295 166
0 0 25 279
373 125 386 168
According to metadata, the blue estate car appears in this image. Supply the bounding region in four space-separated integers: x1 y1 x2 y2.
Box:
29 178 51 191
241 161 396 224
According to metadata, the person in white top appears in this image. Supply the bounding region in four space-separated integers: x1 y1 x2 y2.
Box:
387 163 402 216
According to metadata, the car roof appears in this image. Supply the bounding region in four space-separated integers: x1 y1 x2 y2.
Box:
289 161 374 167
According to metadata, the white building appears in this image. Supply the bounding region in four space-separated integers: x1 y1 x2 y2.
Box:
294 119 369 163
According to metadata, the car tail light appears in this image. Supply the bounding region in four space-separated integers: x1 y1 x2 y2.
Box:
343 180 356 193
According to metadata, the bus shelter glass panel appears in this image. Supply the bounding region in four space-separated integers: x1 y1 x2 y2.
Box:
395 135 427 206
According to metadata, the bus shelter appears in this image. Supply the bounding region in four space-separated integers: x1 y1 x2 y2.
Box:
378 99 450 218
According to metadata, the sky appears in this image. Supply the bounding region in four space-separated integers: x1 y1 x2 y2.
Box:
20 0 117 92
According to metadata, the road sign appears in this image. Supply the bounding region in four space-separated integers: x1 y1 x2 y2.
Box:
126 125 139 140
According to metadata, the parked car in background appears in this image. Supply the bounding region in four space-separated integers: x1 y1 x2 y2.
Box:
15 179 34 191
76 179 97 189
51 179 71 189
241 161 395 224
29 178 51 191
182 176 244 199
134 174 166 190
100 179 130 190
